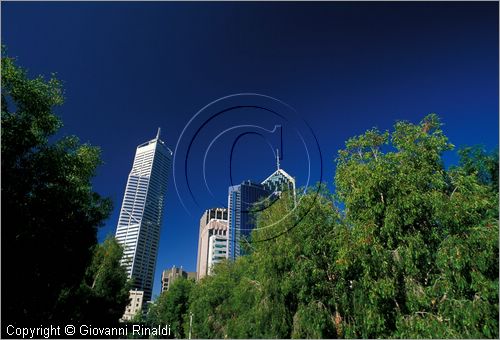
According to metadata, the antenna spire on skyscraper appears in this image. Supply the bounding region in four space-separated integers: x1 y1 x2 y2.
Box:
276 148 280 170
156 127 161 140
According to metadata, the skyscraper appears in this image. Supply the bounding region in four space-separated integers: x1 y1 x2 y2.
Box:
227 181 270 260
262 150 297 205
115 128 172 303
196 208 228 280
227 150 296 260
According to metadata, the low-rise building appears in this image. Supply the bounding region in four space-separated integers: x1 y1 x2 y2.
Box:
161 266 196 293
121 289 144 321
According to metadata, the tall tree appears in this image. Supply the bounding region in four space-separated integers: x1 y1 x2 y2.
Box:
184 114 498 339
55 237 131 326
457 145 499 192
188 189 342 338
146 277 194 339
1 49 113 326
187 257 260 338
251 188 342 339
335 114 498 338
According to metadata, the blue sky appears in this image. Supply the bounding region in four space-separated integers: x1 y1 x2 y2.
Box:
2 1 498 298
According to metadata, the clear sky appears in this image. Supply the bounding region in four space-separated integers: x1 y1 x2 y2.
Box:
2 1 498 299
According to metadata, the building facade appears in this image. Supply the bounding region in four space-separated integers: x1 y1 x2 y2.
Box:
262 152 296 198
227 181 271 260
261 168 297 207
115 128 173 303
161 266 196 293
196 208 228 280
121 289 144 321
207 233 228 275
227 151 296 260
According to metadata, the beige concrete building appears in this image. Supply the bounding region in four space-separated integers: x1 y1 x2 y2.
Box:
121 289 144 321
196 208 228 281
187 271 196 280
161 266 196 293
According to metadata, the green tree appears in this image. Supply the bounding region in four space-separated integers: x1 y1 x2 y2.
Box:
184 114 498 339
147 277 194 338
188 189 342 338
251 188 342 339
55 237 131 326
1 49 113 327
335 114 498 338
188 257 261 338
458 145 499 192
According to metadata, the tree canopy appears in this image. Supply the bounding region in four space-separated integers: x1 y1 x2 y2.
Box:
2 48 497 338
148 114 498 339
1 49 128 329
146 277 194 339
334 114 498 338
55 237 131 327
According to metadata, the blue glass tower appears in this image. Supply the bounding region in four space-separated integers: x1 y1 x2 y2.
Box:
227 181 271 260
227 151 296 260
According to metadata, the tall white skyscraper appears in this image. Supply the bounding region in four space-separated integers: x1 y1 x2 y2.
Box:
115 128 172 303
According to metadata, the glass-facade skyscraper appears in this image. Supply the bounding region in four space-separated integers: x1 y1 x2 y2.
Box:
115 129 172 303
262 154 297 205
228 181 271 260
227 151 296 260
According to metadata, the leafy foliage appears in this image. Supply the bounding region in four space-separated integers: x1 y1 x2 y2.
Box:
335 114 498 338
1 49 126 327
458 145 499 192
184 189 342 338
55 237 132 326
174 114 498 338
188 255 271 338
4 47 496 337
144 277 194 339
